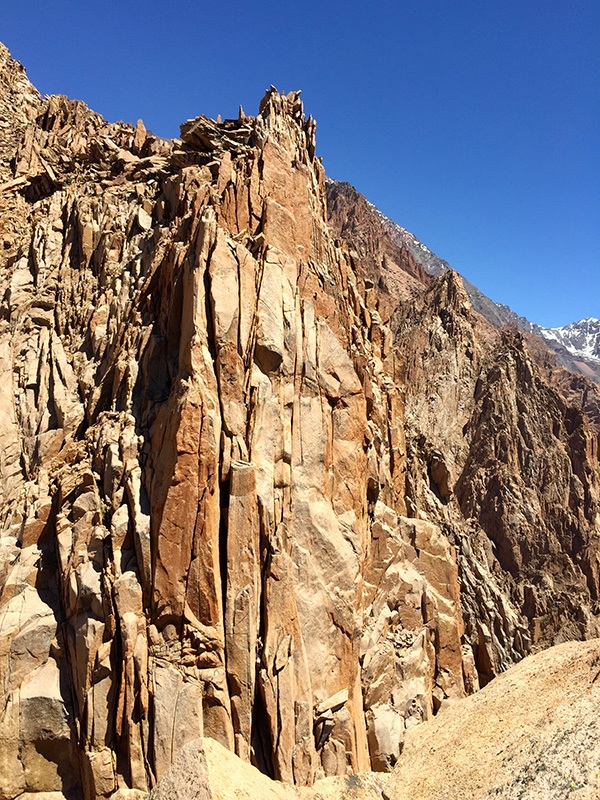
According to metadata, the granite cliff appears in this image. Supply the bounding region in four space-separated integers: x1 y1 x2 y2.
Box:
1 44 600 799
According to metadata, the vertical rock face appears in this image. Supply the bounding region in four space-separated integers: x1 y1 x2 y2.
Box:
393 275 600 664
0 45 599 799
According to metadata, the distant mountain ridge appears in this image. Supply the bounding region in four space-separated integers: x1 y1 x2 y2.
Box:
372 203 539 330
359 191 600 381
539 318 600 363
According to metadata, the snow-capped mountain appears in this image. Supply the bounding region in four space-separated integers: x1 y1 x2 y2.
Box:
330 181 600 381
539 319 600 363
374 207 600 370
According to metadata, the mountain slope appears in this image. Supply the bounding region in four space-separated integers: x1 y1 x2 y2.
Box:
1 43 600 800
327 180 600 382
377 198 600 381
540 318 600 362
388 637 600 800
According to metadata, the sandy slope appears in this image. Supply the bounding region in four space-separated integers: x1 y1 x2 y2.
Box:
387 638 600 799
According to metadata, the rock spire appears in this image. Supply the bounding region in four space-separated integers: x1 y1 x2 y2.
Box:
0 45 599 799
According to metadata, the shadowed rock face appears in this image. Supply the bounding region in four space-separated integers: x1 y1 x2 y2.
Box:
0 44 599 800
393 277 600 676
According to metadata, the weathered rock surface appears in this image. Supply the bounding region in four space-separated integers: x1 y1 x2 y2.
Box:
153 737 388 800
387 638 600 799
328 179 600 668
0 43 599 800
141 638 600 799
146 737 388 800
148 740 212 800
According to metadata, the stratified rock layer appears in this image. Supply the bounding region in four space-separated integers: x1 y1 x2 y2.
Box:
0 44 599 799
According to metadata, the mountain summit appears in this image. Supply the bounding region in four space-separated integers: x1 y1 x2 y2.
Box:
1 43 600 800
540 317 600 362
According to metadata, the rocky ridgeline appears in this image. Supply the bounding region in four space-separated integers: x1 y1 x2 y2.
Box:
1 44 600 800
327 181 600 384
540 317 600 366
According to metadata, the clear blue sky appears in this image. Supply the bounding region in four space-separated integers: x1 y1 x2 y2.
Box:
2 0 598 326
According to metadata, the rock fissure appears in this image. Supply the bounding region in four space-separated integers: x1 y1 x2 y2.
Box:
1 46 600 799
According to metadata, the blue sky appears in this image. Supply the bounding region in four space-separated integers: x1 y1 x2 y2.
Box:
2 0 598 326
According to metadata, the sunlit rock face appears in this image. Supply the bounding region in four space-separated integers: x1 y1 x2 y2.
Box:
1 43 599 799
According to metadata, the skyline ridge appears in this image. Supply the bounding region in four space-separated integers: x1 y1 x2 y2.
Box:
0 0 597 328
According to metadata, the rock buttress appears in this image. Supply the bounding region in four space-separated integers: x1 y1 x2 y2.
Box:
1 44 599 800
0 51 467 796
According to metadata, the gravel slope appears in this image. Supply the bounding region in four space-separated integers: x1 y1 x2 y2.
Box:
387 638 600 799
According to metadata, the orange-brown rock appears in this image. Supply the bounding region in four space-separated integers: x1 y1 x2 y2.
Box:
326 180 432 317
1 43 600 800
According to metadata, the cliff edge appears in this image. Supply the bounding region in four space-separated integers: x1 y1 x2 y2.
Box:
0 44 599 799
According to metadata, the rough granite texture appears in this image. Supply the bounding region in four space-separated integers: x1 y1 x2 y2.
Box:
116 641 600 800
1 43 600 799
